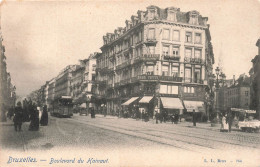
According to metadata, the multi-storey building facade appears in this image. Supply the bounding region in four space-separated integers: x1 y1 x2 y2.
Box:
80 53 97 107
71 65 85 104
224 86 250 110
54 65 77 99
96 6 214 116
0 14 16 121
47 78 55 109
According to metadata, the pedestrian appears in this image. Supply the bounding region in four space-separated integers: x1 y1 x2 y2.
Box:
170 115 175 124
227 111 233 132
91 108 95 118
220 113 228 132
155 111 159 124
29 104 39 131
13 102 23 132
193 109 196 126
40 105 48 126
174 113 179 124
7 106 14 120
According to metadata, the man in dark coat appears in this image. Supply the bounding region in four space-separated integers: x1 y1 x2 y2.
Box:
227 111 233 132
13 102 23 131
193 109 197 126
29 104 39 131
40 105 48 126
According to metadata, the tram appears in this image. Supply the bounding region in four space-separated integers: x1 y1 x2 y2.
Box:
50 96 73 118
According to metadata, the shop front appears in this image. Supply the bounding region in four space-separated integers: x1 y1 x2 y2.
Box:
139 96 154 118
160 97 184 116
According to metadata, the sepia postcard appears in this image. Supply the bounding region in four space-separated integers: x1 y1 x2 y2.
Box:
0 0 260 166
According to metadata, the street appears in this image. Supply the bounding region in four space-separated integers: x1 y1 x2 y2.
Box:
1 114 260 167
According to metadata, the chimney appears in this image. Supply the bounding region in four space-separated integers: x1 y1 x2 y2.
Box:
233 75 236 85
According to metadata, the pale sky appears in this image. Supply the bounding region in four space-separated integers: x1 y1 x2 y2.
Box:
1 0 260 97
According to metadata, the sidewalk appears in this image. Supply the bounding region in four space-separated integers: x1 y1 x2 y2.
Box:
91 114 242 132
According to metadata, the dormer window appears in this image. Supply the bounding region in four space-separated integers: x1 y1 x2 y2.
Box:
188 11 199 25
146 6 158 21
150 10 155 19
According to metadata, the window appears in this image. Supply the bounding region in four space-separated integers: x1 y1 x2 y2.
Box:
194 49 201 59
171 86 178 94
163 29 170 40
194 68 201 83
150 10 155 20
172 47 179 57
148 28 155 39
173 30 180 41
245 91 249 96
148 46 155 54
162 46 169 55
184 86 194 93
185 32 192 42
195 33 201 43
162 65 169 76
185 68 191 82
185 48 192 58
172 66 179 77
160 84 167 94
147 65 154 75
167 85 171 94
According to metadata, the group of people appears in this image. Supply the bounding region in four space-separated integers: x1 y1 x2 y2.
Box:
220 111 234 132
10 99 48 132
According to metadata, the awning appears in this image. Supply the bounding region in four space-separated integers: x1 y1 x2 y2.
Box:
122 97 139 106
139 96 153 103
231 108 256 113
184 101 205 112
161 97 184 109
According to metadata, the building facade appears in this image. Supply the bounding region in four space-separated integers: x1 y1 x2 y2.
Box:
47 78 55 110
0 13 16 121
54 65 77 99
225 86 250 110
80 53 97 108
96 6 214 117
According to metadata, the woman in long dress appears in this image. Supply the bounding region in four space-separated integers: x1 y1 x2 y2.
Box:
221 114 229 132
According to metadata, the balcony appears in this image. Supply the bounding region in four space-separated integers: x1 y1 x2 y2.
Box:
184 77 204 84
134 54 160 63
184 57 204 64
163 55 180 61
137 75 183 82
144 38 158 46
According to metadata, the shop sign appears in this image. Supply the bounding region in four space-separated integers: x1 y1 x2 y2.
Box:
145 61 155 65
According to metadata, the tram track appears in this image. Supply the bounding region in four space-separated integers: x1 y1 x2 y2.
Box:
71 116 260 151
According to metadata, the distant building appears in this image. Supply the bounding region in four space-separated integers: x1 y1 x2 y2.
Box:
47 78 55 110
54 65 78 99
96 6 214 117
224 85 250 110
71 65 85 104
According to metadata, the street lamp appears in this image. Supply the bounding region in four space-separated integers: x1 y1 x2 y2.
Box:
215 67 220 89
206 73 216 121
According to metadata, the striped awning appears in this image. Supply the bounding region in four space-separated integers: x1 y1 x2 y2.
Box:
161 97 184 109
139 96 153 103
122 97 139 106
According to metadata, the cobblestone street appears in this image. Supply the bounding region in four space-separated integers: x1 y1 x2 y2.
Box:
1 114 260 151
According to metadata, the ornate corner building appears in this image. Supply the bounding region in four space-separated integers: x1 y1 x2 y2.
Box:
95 6 214 116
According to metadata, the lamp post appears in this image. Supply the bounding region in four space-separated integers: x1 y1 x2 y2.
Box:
206 73 215 121
215 67 220 119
